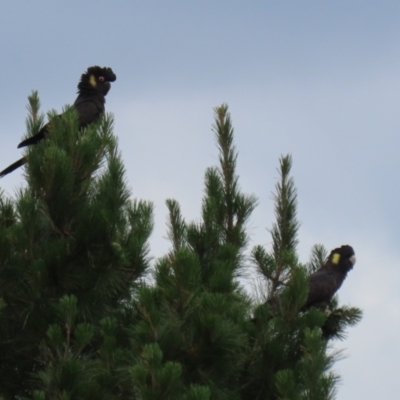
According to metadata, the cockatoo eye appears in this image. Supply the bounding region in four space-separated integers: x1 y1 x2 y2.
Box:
98 76 105 82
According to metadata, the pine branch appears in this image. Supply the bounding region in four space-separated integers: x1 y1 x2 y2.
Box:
166 199 186 252
256 154 300 297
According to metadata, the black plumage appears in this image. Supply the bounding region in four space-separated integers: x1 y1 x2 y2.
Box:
304 245 355 309
267 245 356 313
0 66 116 178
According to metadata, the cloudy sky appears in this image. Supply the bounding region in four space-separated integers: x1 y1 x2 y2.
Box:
1 2 399 398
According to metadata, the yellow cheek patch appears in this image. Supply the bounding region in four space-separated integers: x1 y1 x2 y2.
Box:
89 75 97 87
332 253 341 264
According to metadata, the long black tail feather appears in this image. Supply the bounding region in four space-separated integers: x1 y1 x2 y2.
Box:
0 157 26 178
18 129 46 148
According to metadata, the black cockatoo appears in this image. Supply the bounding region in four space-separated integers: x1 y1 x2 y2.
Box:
267 245 356 312
0 66 117 178
304 244 355 309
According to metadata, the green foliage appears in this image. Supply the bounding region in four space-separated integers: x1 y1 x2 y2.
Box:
246 151 362 400
253 155 299 299
0 93 153 399
306 244 329 275
131 105 253 399
0 98 361 399
130 343 184 400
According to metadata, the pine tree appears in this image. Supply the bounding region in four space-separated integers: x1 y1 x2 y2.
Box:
0 92 153 399
129 105 361 400
244 155 362 400
130 105 257 399
0 96 361 399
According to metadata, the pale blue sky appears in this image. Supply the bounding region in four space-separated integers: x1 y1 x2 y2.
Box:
1 2 399 398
